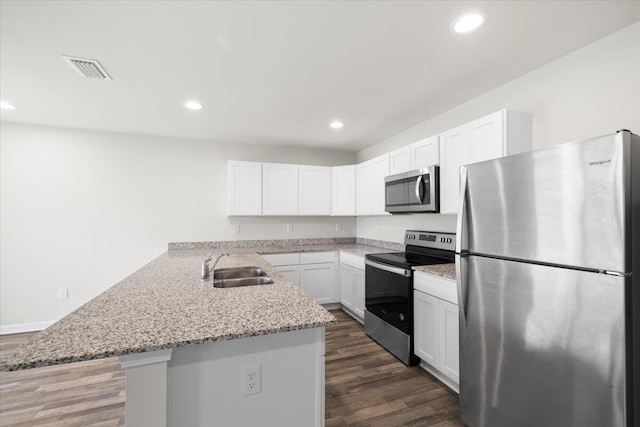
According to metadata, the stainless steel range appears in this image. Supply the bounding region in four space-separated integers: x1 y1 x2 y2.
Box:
364 230 456 365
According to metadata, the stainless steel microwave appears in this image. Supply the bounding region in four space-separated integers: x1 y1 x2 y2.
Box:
384 166 439 213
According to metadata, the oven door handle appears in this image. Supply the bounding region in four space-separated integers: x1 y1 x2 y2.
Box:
365 259 411 277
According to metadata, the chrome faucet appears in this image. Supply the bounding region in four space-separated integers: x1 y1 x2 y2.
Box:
201 253 229 280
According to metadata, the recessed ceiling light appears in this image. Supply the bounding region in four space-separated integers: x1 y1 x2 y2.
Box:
0 101 16 110
330 121 344 129
452 12 487 34
183 100 203 110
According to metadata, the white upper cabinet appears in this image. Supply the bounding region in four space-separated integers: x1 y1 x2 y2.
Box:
440 125 473 215
389 135 440 177
410 135 440 169
389 146 411 175
356 154 389 216
439 110 532 214
227 161 262 216
298 165 332 215
356 160 374 215
372 154 390 215
262 163 299 215
332 165 356 216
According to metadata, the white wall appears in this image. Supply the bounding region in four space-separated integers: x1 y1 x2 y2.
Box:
0 123 356 327
357 22 640 243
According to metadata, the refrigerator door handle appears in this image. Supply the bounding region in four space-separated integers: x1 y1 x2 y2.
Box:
456 166 469 253
456 253 469 334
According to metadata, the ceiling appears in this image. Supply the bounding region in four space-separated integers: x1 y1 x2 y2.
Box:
1 1 639 151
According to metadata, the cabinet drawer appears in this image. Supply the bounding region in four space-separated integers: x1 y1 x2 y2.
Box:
299 251 335 264
414 271 457 305
261 253 300 266
339 251 365 271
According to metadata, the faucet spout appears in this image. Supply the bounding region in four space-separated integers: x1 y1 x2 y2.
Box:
202 253 229 280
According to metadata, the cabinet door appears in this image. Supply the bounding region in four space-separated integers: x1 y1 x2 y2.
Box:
414 290 440 368
275 265 300 286
410 135 440 169
339 265 355 310
300 263 335 304
299 165 332 215
389 145 411 175
262 163 299 215
371 154 390 215
439 300 460 383
353 269 365 319
227 161 262 215
470 110 504 164
439 126 472 214
331 165 356 216
355 161 373 215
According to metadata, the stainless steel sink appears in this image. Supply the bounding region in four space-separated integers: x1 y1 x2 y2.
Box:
213 276 274 288
213 266 267 280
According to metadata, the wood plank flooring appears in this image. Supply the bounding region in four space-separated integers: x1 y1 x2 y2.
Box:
1 310 462 426
326 310 462 426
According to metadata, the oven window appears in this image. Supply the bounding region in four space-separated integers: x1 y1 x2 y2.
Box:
385 175 430 206
365 264 412 334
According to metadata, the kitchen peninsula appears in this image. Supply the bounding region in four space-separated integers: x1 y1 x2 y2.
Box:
0 240 391 427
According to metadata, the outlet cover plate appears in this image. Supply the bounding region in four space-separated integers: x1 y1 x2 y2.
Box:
242 364 261 396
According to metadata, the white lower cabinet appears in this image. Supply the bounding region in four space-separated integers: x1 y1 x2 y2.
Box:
338 252 366 322
263 252 337 304
300 263 335 304
339 265 355 310
413 272 460 392
414 291 440 366
339 264 365 321
439 300 459 384
353 269 365 319
275 265 300 286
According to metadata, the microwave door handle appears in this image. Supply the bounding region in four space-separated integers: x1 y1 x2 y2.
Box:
415 176 424 203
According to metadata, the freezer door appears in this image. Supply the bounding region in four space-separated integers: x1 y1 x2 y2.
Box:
460 132 628 273
458 255 626 427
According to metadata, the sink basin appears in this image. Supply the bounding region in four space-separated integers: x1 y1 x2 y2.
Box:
213 276 274 288
213 266 267 280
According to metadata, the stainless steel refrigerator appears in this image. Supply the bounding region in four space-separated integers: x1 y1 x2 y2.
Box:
455 130 639 427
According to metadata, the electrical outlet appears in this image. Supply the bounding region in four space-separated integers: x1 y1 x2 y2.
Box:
242 364 261 396
58 288 68 299
286 224 293 232
335 223 342 232
232 225 240 234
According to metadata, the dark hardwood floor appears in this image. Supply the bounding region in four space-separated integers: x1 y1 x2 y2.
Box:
0 310 462 426
326 310 462 426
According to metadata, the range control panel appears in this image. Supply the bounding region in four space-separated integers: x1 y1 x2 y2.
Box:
404 230 456 251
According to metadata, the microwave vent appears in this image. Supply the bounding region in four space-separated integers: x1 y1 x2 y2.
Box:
62 55 112 80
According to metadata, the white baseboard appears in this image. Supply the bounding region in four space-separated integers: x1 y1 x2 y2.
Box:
419 361 459 394
321 303 342 311
0 320 55 335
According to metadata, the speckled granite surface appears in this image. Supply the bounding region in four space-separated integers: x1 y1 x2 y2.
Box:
0 243 391 371
414 263 456 280
355 237 404 251
169 237 357 251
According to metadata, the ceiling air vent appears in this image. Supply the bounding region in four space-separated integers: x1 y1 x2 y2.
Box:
62 55 112 80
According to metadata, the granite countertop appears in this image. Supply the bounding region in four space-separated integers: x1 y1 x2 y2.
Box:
413 263 456 280
0 243 389 371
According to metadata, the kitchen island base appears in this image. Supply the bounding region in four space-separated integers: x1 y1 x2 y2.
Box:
119 327 325 427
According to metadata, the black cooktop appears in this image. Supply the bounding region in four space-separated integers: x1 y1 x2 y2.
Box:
366 250 454 269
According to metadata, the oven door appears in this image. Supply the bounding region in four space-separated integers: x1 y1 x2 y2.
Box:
384 166 439 213
365 259 412 334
